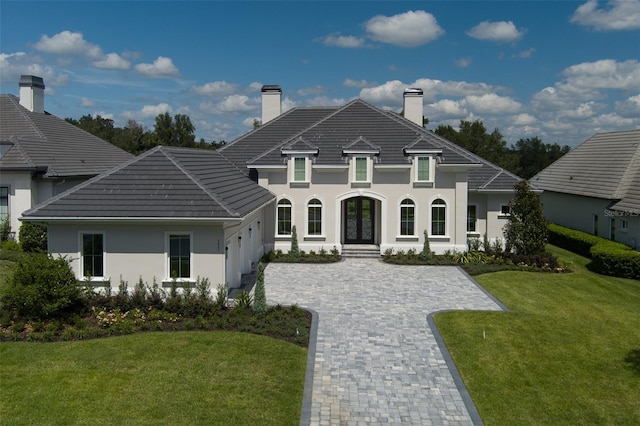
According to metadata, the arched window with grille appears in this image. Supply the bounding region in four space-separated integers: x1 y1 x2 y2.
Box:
277 199 292 236
431 198 446 236
307 198 322 235
400 198 415 236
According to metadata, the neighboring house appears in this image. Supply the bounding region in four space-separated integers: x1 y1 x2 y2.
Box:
21 85 524 290
0 75 133 238
532 129 640 250
219 86 523 256
21 146 274 289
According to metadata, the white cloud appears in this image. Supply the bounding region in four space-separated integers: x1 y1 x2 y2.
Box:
199 95 257 115
134 56 180 78
425 99 467 119
518 48 535 58
80 97 96 108
122 103 172 121
343 78 375 88
557 101 604 120
297 86 326 96
360 80 407 105
305 96 347 107
0 52 69 87
571 0 640 31
615 94 640 117
562 59 640 90
320 34 366 48
511 113 538 126
192 81 238 96
92 53 130 70
466 21 525 42
461 94 522 114
454 57 472 68
365 10 444 47
33 31 102 59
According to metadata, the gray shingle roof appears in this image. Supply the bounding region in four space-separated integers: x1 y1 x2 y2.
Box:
532 129 640 211
0 94 133 177
220 99 522 191
22 146 275 220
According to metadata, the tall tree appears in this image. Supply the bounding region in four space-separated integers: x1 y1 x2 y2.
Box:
511 137 570 179
152 112 196 148
503 180 548 255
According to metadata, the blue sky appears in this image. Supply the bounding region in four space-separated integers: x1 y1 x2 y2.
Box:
1 0 639 147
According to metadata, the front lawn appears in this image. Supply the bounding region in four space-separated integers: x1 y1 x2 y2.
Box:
435 245 640 424
0 331 307 425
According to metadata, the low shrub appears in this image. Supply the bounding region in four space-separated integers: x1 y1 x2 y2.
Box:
18 222 47 253
1 253 83 320
549 223 640 279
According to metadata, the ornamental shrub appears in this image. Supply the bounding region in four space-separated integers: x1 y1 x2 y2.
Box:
253 262 267 316
504 180 548 255
290 225 300 258
1 253 82 320
18 222 48 253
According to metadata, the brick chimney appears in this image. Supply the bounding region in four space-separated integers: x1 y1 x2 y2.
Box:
403 88 423 127
261 85 281 124
19 75 45 114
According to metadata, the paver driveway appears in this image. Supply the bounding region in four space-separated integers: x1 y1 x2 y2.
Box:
265 258 506 426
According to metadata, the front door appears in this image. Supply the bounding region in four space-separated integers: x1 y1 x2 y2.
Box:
344 197 374 244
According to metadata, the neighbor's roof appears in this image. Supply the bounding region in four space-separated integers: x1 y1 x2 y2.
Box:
531 129 640 212
22 146 275 220
219 99 522 191
0 94 132 178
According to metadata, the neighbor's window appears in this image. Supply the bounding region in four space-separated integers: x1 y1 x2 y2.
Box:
467 205 477 233
307 198 322 235
277 199 292 235
400 198 415 236
0 187 8 222
500 205 511 215
431 198 447 236
416 156 431 182
621 219 629 231
82 233 104 278
169 234 191 279
354 157 368 182
293 157 306 182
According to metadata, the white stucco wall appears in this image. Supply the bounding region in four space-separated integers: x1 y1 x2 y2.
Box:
0 171 33 239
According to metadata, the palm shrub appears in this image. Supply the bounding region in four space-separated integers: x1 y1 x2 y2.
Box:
420 230 432 259
1 253 82 320
253 262 267 316
504 180 548 255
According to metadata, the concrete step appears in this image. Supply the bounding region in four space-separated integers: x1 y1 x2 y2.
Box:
341 245 380 258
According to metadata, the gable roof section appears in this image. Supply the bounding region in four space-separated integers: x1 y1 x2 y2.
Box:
0 94 133 177
22 146 275 220
532 130 640 211
221 98 522 191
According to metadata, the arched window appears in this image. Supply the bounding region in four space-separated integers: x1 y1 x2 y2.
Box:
307 198 322 235
431 198 446 236
277 199 292 235
400 198 415 236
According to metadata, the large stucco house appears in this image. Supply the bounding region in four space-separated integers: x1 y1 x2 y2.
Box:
0 75 133 239
22 85 523 290
532 129 640 250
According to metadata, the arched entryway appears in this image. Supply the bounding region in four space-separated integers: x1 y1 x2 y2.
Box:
343 196 375 244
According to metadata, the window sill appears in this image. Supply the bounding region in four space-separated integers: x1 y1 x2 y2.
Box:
396 236 419 242
466 232 481 237
162 279 197 288
351 182 371 188
498 214 510 219
428 235 450 241
304 235 326 241
275 235 292 241
413 181 434 188
78 278 109 287
290 182 310 188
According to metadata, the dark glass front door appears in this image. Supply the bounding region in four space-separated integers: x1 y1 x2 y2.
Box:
345 197 374 244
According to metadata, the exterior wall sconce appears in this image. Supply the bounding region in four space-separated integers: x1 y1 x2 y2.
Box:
257 221 261 230
249 227 252 238
238 236 242 248
225 246 228 260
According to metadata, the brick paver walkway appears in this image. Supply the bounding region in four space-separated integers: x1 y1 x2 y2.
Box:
265 258 506 425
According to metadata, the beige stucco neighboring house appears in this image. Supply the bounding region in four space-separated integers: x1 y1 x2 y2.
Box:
532 129 640 250
0 75 133 239
220 86 522 256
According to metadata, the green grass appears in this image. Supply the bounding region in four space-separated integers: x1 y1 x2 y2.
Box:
0 332 307 425
435 245 640 425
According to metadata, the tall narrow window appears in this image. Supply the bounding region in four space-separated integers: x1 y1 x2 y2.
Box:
593 214 599 236
467 205 477 233
355 157 368 182
169 234 190 279
307 198 322 235
400 198 415 236
431 198 446 236
416 156 430 181
0 187 8 222
277 199 292 235
82 233 104 278
293 157 306 182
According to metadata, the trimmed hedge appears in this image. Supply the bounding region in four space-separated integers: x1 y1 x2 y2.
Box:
548 223 640 280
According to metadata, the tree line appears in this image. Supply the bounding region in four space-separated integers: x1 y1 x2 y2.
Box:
65 113 225 155
67 113 569 179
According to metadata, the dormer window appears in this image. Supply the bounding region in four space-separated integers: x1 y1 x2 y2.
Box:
293 157 307 182
416 156 432 182
354 157 369 182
